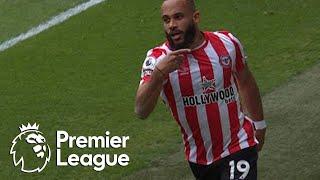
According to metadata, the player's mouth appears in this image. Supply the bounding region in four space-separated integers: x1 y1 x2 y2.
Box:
170 31 183 42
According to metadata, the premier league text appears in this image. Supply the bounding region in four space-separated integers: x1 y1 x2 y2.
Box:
56 130 130 171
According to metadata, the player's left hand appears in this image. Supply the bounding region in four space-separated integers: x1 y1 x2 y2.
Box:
255 128 266 151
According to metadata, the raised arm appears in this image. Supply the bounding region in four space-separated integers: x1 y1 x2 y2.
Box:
135 49 190 119
135 66 165 119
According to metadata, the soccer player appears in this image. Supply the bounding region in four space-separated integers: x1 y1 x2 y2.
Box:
135 0 266 179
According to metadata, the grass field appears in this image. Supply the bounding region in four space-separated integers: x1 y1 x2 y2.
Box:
0 0 85 42
0 0 319 179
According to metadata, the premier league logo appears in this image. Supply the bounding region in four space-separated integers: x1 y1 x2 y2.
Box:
144 57 156 69
10 123 51 173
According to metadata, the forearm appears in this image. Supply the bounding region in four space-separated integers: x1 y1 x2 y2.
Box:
135 69 165 119
238 75 264 121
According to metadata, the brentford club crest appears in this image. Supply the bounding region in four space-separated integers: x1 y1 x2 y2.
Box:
201 76 215 93
219 55 232 68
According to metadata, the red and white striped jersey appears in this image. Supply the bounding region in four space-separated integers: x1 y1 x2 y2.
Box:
139 31 258 165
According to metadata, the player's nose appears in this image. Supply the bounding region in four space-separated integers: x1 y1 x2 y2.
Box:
168 19 178 30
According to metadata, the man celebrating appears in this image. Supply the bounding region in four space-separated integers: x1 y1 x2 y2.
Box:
135 0 266 179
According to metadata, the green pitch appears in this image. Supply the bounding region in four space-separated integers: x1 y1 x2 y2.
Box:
0 0 86 42
0 0 319 179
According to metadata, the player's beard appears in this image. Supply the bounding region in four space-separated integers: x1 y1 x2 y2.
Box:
166 23 196 50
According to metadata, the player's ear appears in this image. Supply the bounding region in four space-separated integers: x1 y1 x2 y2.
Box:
193 10 200 23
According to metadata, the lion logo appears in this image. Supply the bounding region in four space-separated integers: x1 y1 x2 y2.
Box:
10 123 51 173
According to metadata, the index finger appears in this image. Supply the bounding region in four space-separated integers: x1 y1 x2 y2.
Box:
171 49 191 55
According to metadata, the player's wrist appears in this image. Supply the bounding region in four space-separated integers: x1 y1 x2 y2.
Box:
245 116 267 130
253 120 267 130
155 66 166 77
155 65 169 78
152 66 167 83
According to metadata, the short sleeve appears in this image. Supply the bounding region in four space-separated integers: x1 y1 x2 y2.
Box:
225 32 247 73
139 48 166 85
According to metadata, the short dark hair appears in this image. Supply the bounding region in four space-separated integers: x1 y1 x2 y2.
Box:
163 0 196 12
186 0 196 12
